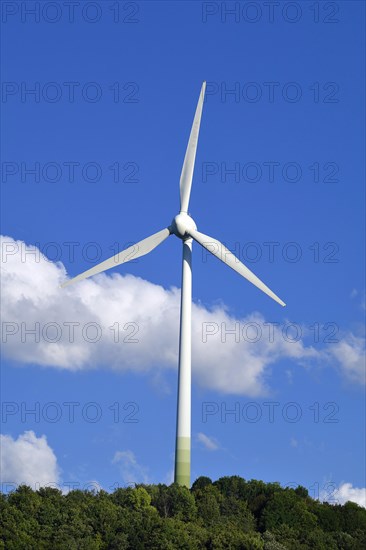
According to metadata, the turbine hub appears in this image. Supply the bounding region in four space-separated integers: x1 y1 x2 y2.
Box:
170 213 197 239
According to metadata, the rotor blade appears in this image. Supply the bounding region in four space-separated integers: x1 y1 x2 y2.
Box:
179 81 206 214
61 228 171 288
189 229 286 307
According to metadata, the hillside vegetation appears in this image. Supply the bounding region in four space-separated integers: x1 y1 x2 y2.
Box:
1 476 365 549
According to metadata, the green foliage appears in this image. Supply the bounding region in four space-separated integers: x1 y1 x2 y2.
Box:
191 476 213 492
142 483 197 521
294 486 309 499
261 488 318 532
0 478 365 548
208 526 264 549
123 487 152 511
194 485 222 526
263 531 288 550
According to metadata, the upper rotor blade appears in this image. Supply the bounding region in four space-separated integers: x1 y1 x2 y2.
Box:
61 228 171 288
179 82 206 214
189 229 286 307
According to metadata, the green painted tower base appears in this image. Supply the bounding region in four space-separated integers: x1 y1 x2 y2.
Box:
174 436 190 487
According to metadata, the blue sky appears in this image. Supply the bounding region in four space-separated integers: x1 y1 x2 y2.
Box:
1 1 365 505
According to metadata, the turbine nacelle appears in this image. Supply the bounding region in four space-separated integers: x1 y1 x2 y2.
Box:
170 213 197 239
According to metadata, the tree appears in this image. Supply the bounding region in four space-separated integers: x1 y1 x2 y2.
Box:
194 484 222 526
208 526 264 549
191 476 213 492
148 484 197 521
262 531 288 550
294 486 309 499
342 501 366 534
220 495 256 532
124 487 152 511
1 476 365 548
261 489 318 532
214 476 248 499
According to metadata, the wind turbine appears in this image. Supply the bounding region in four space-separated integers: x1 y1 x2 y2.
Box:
61 82 285 487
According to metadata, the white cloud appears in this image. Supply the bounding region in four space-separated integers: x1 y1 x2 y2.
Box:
197 432 220 451
1 235 365 395
112 450 149 485
336 482 366 508
0 431 61 488
321 482 366 509
327 334 366 385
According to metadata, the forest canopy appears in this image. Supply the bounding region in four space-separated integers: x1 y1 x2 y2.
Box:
1 476 365 549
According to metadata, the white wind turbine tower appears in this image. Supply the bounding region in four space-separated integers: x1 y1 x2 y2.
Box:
61 82 286 487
